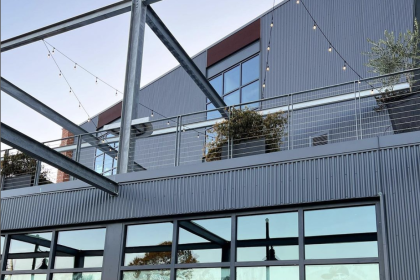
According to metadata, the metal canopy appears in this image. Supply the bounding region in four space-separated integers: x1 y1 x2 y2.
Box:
145 6 228 117
1 123 119 195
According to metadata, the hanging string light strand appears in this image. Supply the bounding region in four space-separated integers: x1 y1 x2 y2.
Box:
42 40 92 121
262 0 276 97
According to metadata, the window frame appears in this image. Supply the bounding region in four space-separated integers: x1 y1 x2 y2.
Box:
1 199 386 280
207 54 261 119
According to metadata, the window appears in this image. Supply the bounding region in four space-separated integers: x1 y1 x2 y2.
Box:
93 133 118 176
54 228 106 269
207 55 260 120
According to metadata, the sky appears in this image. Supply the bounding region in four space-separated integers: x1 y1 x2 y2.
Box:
1 0 285 150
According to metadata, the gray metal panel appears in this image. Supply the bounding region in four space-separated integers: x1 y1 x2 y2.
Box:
260 0 414 98
137 52 208 119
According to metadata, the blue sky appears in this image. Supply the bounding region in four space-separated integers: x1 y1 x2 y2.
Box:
1 0 283 149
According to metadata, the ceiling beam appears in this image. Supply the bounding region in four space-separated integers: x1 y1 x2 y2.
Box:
1 123 119 195
0 0 132 52
179 220 228 246
145 7 228 117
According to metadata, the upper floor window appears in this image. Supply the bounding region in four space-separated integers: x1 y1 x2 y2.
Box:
207 55 260 120
94 133 118 176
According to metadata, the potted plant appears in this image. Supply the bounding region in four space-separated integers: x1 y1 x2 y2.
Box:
204 107 287 162
364 19 420 134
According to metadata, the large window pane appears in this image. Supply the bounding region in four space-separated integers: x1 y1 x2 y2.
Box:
305 206 377 236
224 66 240 93
178 218 231 263
304 206 378 260
241 81 260 109
305 242 378 259
54 228 105 269
52 272 101 280
237 212 298 261
223 90 240 106
4 275 47 280
209 75 223 96
305 264 380 280
125 223 173 266
122 270 170 280
242 55 260 85
7 232 52 271
237 266 299 280
176 268 230 280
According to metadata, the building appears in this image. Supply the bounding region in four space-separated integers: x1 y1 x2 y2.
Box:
1 0 419 280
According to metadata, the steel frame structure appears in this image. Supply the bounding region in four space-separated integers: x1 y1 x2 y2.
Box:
1 123 119 195
1 0 227 175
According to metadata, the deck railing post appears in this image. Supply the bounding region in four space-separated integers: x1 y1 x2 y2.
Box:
174 116 180 166
177 116 183 166
33 159 42 186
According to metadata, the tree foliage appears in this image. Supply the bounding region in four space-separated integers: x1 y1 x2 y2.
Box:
127 241 198 279
204 107 288 162
1 151 51 185
364 19 420 104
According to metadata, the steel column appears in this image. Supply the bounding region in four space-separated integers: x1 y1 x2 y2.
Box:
33 160 42 186
117 0 147 174
102 223 125 280
1 123 119 195
145 7 228 118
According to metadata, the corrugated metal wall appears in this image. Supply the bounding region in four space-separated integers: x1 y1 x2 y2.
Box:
261 0 414 99
2 140 420 279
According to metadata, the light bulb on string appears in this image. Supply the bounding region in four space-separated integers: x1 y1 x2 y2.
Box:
267 46 270 51
197 133 200 138
47 53 51 58
296 0 300 3
371 89 374 94
52 48 55 54
69 88 72 94
262 83 266 88
328 44 332 52
115 91 118 96
95 77 98 84
270 22 273 27
59 71 62 77
74 63 77 69
266 65 270 71
87 118 91 122
167 121 170 126
313 23 317 30
79 103 81 108
343 62 347 71
151 110 154 117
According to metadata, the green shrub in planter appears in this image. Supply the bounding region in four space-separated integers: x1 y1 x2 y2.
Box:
204 107 287 162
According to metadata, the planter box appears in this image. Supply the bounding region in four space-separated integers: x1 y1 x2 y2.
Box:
378 90 420 134
221 137 266 159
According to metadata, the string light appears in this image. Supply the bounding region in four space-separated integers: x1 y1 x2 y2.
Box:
59 71 62 77
263 83 266 88
116 91 118 96
343 61 347 71
47 53 51 58
87 118 91 122
167 121 170 126
270 22 273 27
328 44 332 52
74 63 77 69
69 88 72 93
197 133 200 138
296 0 300 3
79 103 81 108
266 65 270 71
371 89 374 94
313 22 317 30
95 77 98 84
151 110 154 117
52 48 55 53
267 46 270 51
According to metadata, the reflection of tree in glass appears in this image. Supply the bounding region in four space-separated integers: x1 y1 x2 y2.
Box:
177 269 230 280
128 241 197 279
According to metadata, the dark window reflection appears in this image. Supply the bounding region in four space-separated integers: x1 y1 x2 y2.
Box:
304 206 378 260
54 228 105 269
52 272 102 280
125 223 173 266
237 212 298 261
178 218 231 263
7 232 52 271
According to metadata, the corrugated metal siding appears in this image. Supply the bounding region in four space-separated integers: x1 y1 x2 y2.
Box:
261 0 414 99
136 52 207 119
2 143 419 279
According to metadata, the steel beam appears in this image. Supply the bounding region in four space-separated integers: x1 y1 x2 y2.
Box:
1 123 119 195
142 0 162 5
10 235 79 256
145 7 228 118
0 1 132 52
117 0 147 174
179 220 228 246
1 78 145 171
